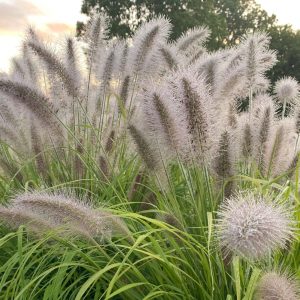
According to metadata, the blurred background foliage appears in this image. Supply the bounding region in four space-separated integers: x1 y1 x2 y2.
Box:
77 0 300 85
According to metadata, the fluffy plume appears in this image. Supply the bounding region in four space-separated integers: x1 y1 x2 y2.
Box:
241 120 253 159
97 45 115 93
176 27 210 53
252 95 275 174
6 192 132 241
84 11 109 73
159 45 178 70
197 52 221 90
242 33 276 89
141 85 177 158
65 37 82 89
0 207 52 233
217 193 294 260
114 41 129 76
171 68 212 164
128 124 162 172
26 38 80 98
31 122 47 175
213 130 234 197
255 272 299 300
105 129 115 154
0 12 298 192
275 77 299 104
0 79 61 135
128 17 172 74
119 75 131 106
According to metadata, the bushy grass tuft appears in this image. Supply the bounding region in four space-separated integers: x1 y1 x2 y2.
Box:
0 13 299 299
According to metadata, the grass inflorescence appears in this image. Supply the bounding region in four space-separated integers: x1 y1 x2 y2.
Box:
0 13 299 299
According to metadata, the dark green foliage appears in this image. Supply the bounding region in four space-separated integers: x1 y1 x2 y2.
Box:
268 25 300 84
78 0 275 48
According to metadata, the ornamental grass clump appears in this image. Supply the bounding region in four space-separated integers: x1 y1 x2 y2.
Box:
217 193 294 260
0 12 300 299
0 12 299 184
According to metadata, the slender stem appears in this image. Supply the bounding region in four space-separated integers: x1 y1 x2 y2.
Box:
281 99 287 119
295 133 300 155
248 86 253 121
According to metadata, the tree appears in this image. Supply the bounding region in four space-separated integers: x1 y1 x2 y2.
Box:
79 0 275 46
215 0 276 43
268 25 300 83
78 0 300 82
78 0 226 43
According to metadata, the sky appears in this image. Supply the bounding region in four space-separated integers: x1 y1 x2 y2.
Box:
0 0 83 71
0 0 300 72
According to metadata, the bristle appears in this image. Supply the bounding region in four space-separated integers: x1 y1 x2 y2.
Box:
118 42 128 76
246 38 257 87
198 55 220 89
65 37 81 88
295 108 300 134
22 43 38 83
240 33 277 99
214 66 246 106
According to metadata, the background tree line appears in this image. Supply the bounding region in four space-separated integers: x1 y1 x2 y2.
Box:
77 0 300 84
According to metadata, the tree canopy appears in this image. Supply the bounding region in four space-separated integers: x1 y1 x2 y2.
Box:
78 0 300 82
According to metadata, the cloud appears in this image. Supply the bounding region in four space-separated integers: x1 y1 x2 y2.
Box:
0 0 43 34
46 23 73 33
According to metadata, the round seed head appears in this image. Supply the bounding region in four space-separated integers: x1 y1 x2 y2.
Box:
217 193 294 260
255 272 299 300
275 77 299 104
